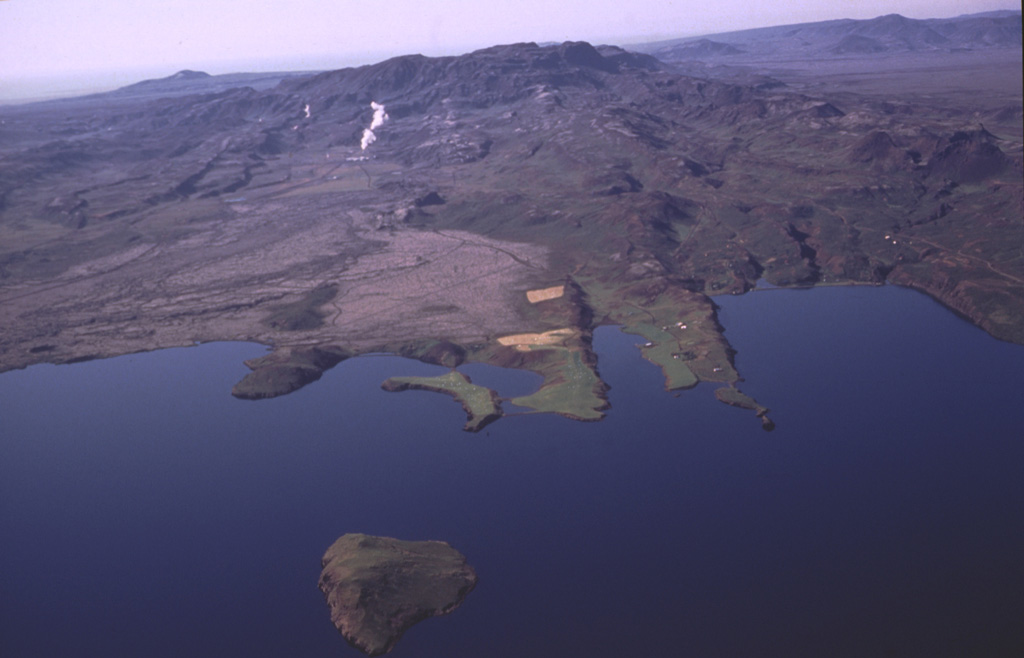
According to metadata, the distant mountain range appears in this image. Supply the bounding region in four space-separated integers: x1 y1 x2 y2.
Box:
635 11 1022 61
111 69 312 98
27 11 1018 110
26 69 318 108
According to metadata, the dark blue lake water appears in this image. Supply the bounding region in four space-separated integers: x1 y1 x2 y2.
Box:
2 285 1022 657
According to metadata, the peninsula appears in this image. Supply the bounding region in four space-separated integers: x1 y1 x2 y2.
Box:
382 370 502 431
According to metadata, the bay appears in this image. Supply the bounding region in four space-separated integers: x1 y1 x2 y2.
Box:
1 284 1022 657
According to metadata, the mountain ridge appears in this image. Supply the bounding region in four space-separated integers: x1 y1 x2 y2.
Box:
635 10 1022 60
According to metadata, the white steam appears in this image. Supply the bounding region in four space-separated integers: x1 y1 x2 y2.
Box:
369 101 387 129
360 130 376 150
360 101 388 150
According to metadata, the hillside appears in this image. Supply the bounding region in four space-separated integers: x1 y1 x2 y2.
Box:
0 38 1020 427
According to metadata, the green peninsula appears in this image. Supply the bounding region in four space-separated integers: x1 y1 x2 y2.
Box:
715 386 775 431
381 371 502 432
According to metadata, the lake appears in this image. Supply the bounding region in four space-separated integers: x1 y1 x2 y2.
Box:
2 284 1022 657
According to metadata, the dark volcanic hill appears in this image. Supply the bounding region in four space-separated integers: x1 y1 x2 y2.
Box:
0 39 1021 426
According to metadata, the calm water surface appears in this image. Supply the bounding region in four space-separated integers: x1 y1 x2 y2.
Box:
2 285 1022 657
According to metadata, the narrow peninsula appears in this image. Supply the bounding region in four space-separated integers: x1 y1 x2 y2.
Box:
381 371 502 432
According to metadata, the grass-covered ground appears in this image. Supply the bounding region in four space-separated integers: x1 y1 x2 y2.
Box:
509 345 608 421
381 370 502 432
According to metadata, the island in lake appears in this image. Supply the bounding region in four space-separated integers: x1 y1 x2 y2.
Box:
319 534 478 656
0 11 1020 430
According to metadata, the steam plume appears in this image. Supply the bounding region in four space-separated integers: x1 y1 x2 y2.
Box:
360 101 388 150
370 102 387 129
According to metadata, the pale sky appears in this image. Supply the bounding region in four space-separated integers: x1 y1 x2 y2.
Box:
0 0 1018 101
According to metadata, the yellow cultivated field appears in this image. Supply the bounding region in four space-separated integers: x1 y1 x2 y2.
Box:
526 285 565 304
497 327 576 351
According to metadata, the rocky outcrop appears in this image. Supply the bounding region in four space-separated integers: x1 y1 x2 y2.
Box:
231 345 349 399
848 130 914 171
714 386 775 431
318 534 478 656
925 129 1011 183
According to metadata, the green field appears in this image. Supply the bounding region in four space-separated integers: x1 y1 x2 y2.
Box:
510 347 607 421
382 370 502 432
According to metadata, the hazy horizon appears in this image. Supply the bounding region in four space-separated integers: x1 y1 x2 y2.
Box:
1 0 1019 103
